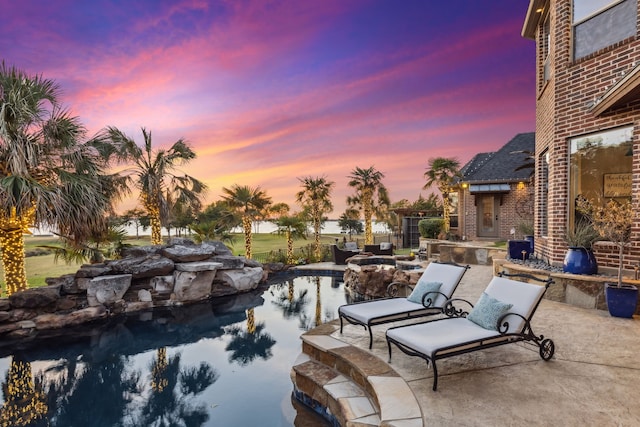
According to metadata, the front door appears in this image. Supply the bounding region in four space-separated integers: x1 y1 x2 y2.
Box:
477 195 500 238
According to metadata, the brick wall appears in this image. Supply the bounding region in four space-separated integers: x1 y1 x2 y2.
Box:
532 0 640 271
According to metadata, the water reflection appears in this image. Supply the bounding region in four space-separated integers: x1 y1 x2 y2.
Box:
0 274 345 427
0 356 47 427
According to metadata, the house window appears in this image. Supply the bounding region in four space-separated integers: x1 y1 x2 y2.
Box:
539 150 549 237
573 0 637 60
542 13 551 84
449 192 459 229
569 126 633 227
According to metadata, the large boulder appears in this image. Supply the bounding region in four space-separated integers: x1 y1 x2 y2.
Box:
9 285 61 309
161 245 217 263
172 261 223 303
120 245 162 258
201 240 233 256
87 274 132 306
209 255 245 270
107 255 174 279
173 271 216 303
75 263 113 278
216 267 263 292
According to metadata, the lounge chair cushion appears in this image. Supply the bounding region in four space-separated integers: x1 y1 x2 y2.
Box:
467 292 513 330
407 281 442 306
380 242 392 250
386 317 498 358
339 298 433 324
484 277 546 333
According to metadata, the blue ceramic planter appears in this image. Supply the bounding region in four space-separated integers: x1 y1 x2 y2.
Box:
563 247 597 275
508 240 531 260
605 283 638 318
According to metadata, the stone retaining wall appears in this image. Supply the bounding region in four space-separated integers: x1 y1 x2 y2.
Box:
0 239 266 343
494 259 640 314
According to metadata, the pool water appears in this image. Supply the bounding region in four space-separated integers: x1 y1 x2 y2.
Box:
0 274 349 427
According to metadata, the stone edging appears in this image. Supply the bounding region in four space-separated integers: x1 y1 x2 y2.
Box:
291 320 423 426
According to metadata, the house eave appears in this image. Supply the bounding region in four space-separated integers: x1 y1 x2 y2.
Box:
522 0 548 39
590 62 640 116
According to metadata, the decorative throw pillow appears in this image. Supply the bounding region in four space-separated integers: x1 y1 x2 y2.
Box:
407 281 442 306
467 292 514 330
380 242 392 250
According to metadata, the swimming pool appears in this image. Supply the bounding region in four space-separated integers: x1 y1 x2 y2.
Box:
0 274 348 426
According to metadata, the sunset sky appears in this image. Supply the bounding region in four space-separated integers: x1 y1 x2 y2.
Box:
1 0 535 217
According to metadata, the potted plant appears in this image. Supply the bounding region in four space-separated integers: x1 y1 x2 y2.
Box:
562 219 600 275
577 198 638 318
517 220 535 252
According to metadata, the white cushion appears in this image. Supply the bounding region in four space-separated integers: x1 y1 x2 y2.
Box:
387 318 498 358
338 262 467 325
483 277 545 333
339 299 428 324
344 242 358 251
380 242 392 250
416 262 467 307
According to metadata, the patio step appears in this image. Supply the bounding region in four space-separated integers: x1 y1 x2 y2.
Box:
291 321 423 426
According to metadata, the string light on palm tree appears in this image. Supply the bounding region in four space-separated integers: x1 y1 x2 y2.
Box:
347 166 389 245
0 63 129 295
246 308 256 334
104 127 207 246
221 185 272 260
296 176 334 261
150 347 169 392
0 357 48 426
423 157 461 233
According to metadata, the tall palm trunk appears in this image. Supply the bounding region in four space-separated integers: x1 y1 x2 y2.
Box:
313 216 321 261
286 230 294 264
242 215 252 259
0 208 34 295
363 190 373 244
440 186 450 233
0 229 28 295
144 194 163 245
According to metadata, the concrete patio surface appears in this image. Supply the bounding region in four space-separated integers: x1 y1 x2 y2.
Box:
330 264 640 426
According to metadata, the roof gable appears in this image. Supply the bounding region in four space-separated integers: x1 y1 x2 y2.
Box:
461 133 535 183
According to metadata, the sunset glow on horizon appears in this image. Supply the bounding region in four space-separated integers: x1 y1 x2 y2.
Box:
1 0 535 216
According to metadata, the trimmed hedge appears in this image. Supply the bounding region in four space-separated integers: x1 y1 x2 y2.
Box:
418 218 444 238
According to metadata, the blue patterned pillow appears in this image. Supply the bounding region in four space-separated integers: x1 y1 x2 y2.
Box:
407 281 442 306
467 292 513 330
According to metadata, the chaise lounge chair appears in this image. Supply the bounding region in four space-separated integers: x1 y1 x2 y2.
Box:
338 261 470 348
386 272 555 390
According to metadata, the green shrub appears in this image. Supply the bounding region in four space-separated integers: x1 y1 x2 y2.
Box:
418 218 444 239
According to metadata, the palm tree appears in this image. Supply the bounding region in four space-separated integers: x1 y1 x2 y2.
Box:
273 214 307 264
105 127 207 245
0 63 128 294
346 166 390 245
423 157 461 233
221 184 271 259
296 176 334 260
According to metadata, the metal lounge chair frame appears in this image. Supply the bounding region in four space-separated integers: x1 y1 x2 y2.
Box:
338 261 470 348
386 272 555 391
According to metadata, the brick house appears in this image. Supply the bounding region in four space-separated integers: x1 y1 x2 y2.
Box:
522 0 640 272
455 133 535 242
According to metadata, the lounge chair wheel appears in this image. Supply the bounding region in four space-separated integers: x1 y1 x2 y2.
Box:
539 338 555 360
